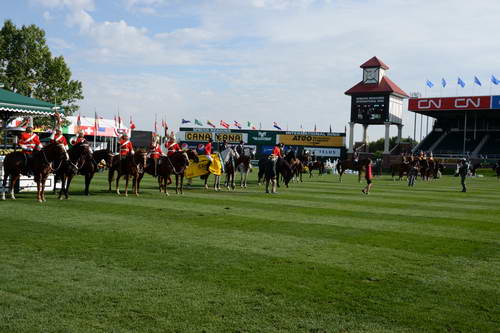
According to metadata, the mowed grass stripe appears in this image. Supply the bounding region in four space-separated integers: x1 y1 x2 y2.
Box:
1 173 499 332
1 218 498 333
2 202 498 293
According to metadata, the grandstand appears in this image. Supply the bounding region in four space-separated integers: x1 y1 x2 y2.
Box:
409 95 500 158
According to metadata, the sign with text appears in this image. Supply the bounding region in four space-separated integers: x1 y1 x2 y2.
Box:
305 147 341 157
278 134 344 147
248 131 277 145
184 131 247 143
408 96 492 111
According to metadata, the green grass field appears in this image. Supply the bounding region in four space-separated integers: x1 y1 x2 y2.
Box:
1 171 499 333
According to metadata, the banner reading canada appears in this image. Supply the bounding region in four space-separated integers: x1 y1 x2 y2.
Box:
278 134 344 147
184 131 247 143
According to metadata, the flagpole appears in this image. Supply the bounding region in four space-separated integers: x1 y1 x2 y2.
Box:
93 108 97 150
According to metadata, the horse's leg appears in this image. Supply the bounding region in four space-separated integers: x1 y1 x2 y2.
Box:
115 173 121 195
265 177 270 193
35 174 42 203
232 172 235 190
2 173 8 201
108 168 114 192
84 173 93 196
53 173 59 194
10 174 20 200
175 174 179 194
41 174 48 202
124 174 129 197
58 175 66 200
180 174 184 194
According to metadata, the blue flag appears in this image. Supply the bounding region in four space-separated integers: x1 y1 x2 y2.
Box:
441 78 447 88
425 79 434 88
273 122 282 130
457 77 466 88
474 76 482 86
491 75 500 85
181 118 191 124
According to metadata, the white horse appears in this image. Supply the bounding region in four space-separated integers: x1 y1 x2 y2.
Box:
237 147 253 188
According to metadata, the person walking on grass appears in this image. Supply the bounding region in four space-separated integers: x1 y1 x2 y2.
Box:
362 158 373 195
458 158 469 192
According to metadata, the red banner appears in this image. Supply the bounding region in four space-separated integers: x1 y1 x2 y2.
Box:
408 96 491 111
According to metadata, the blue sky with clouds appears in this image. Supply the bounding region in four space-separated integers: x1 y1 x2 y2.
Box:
3 0 500 140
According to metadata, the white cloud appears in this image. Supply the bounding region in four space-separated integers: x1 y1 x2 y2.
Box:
33 0 500 139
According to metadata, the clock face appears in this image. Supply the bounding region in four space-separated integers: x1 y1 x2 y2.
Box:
363 68 379 84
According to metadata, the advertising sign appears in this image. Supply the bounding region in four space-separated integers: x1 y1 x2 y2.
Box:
491 96 500 109
278 134 344 147
248 131 277 145
408 96 492 111
184 131 247 143
304 147 341 157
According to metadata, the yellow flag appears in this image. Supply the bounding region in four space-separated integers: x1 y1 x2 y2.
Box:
185 154 222 178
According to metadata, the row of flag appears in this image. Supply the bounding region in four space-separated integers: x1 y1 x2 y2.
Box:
180 119 332 132
425 75 500 88
180 118 260 130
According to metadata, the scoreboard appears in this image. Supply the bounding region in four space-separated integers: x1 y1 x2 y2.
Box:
350 94 403 125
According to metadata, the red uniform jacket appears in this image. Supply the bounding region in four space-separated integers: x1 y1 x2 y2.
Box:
366 164 373 180
272 146 282 157
71 137 87 145
50 134 68 148
119 139 134 156
165 140 181 156
19 133 42 154
204 142 212 155
149 143 162 159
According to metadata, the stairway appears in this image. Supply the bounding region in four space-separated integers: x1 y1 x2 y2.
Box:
429 131 448 152
472 133 490 157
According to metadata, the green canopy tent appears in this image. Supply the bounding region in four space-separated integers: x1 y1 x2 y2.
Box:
0 88 63 148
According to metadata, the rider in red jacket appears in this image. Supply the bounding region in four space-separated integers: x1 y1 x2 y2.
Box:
272 143 282 157
50 128 68 150
19 126 42 154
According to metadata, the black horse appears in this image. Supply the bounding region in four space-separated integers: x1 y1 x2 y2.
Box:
258 156 293 188
54 142 94 199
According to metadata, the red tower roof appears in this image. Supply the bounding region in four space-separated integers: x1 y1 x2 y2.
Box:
345 76 409 97
360 56 389 70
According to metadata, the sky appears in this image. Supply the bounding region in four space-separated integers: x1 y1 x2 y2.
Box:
2 0 500 141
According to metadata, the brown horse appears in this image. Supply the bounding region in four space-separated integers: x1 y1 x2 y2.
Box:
308 160 325 177
157 149 199 195
336 158 371 182
108 150 147 196
54 142 94 200
391 155 410 181
2 143 68 202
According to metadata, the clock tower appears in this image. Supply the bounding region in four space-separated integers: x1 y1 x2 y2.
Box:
345 57 408 158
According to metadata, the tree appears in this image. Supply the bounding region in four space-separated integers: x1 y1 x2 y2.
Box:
367 136 417 152
0 20 83 126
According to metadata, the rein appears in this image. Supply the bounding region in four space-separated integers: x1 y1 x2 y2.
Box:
41 150 64 173
165 154 186 175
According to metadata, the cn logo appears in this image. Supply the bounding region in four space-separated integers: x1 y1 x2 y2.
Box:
417 99 441 109
454 98 480 108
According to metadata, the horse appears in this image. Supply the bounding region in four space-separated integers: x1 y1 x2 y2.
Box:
108 150 147 196
221 147 239 191
391 155 410 181
54 142 94 199
157 149 199 195
236 148 253 188
418 158 430 181
307 160 325 177
93 148 114 170
258 156 293 188
285 150 305 183
493 161 500 179
2 143 68 202
336 158 371 182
